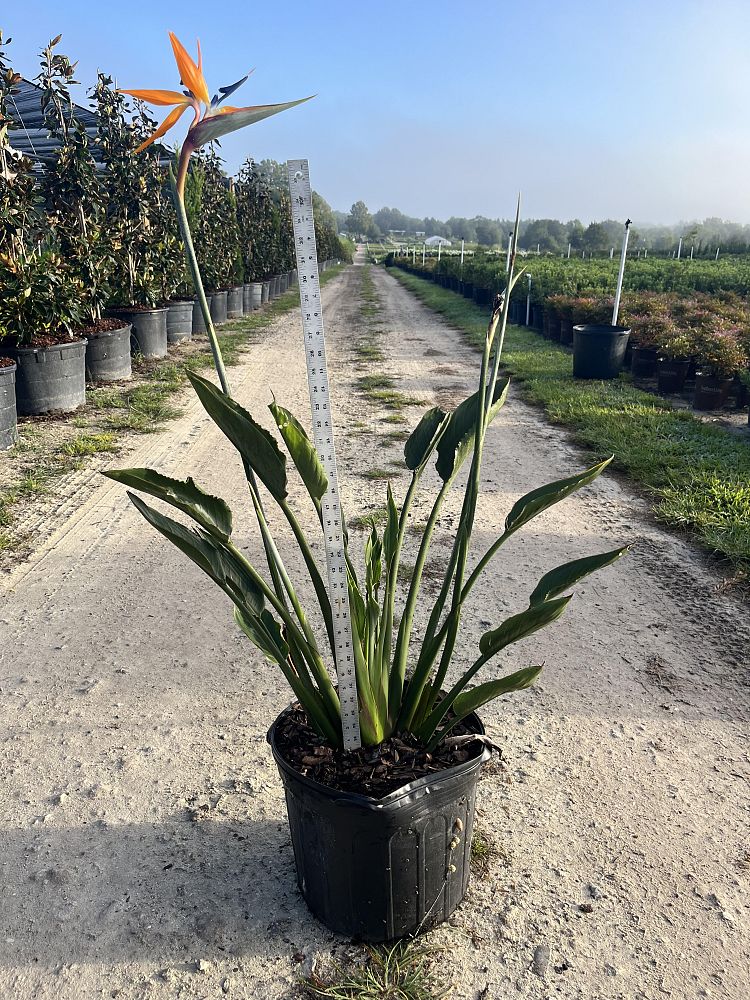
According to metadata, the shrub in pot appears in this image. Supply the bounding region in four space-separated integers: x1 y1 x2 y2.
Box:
36 37 134 381
690 320 748 410
95 76 179 358
655 326 693 395
0 36 86 413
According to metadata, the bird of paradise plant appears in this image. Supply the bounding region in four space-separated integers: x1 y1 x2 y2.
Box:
119 32 310 392
106 150 629 750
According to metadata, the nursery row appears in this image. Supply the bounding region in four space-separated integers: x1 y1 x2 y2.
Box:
433 251 750 299
0 35 349 374
389 259 750 416
0 260 342 449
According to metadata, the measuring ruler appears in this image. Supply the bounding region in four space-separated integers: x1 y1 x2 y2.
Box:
287 159 361 751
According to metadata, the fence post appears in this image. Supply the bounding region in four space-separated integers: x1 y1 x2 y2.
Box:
612 219 631 326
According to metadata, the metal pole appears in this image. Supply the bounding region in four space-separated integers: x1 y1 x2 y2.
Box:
677 237 683 260
422 243 426 265
526 274 532 325
438 241 442 262
610 247 614 258
460 239 465 266
716 246 720 260
612 219 631 326
690 245 694 260
537 242 540 254
645 248 648 258
567 243 571 259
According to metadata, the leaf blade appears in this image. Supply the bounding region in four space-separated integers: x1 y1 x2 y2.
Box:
529 546 630 606
103 467 232 540
187 370 287 501
504 457 613 536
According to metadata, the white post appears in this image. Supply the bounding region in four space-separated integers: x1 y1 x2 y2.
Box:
677 237 683 259
438 241 442 261
690 245 694 260
537 242 540 254
582 250 585 259
716 246 720 260
506 232 512 273
612 219 631 326
610 247 614 259
460 239 465 266
422 243 426 265
526 274 532 325
567 243 571 258
644 248 648 258
412 246 416 263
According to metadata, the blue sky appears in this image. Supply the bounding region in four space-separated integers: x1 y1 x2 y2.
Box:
7 1 750 222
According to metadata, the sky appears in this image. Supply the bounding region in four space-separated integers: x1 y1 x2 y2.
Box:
6 1 750 224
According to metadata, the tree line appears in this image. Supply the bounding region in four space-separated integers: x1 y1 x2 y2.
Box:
339 202 750 255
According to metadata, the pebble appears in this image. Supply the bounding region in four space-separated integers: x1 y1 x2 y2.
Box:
532 943 550 978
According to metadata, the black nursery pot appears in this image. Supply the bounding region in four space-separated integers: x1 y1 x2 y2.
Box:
573 324 630 379
0 361 17 450
6 339 86 414
85 324 132 381
657 358 690 394
630 346 659 378
268 709 490 942
112 307 168 359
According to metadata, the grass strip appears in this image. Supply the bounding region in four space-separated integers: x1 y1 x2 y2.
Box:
391 268 750 574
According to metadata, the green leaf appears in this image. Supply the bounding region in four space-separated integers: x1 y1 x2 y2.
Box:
529 546 630 606
435 379 510 482
504 457 613 536
452 665 543 720
269 401 328 506
479 595 571 658
103 467 232 541
404 406 450 471
382 483 399 565
187 371 287 501
127 492 264 616
234 606 288 664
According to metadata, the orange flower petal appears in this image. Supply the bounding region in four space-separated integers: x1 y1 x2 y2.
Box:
134 102 191 153
119 88 192 107
169 32 210 105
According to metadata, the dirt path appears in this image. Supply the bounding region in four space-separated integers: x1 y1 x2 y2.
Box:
1 252 748 999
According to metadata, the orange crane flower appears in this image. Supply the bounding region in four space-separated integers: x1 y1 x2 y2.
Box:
120 32 311 196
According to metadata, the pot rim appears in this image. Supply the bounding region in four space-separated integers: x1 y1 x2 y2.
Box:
5 338 87 354
108 306 168 316
572 324 630 336
267 705 489 811
82 323 131 340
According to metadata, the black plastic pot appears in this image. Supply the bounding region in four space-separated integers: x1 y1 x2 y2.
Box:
166 301 193 343
657 359 690 394
532 305 543 331
573 324 630 380
261 281 270 304
210 291 228 325
462 282 474 299
227 286 244 319
630 346 658 378
249 282 263 310
85 324 132 381
7 339 86 414
559 319 573 345
547 315 562 342
0 361 17 450
192 297 211 334
268 709 490 942
279 274 289 294
693 373 733 411
114 308 168 359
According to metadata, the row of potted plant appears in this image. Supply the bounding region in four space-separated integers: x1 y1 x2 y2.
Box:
388 257 750 414
0 33 349 444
